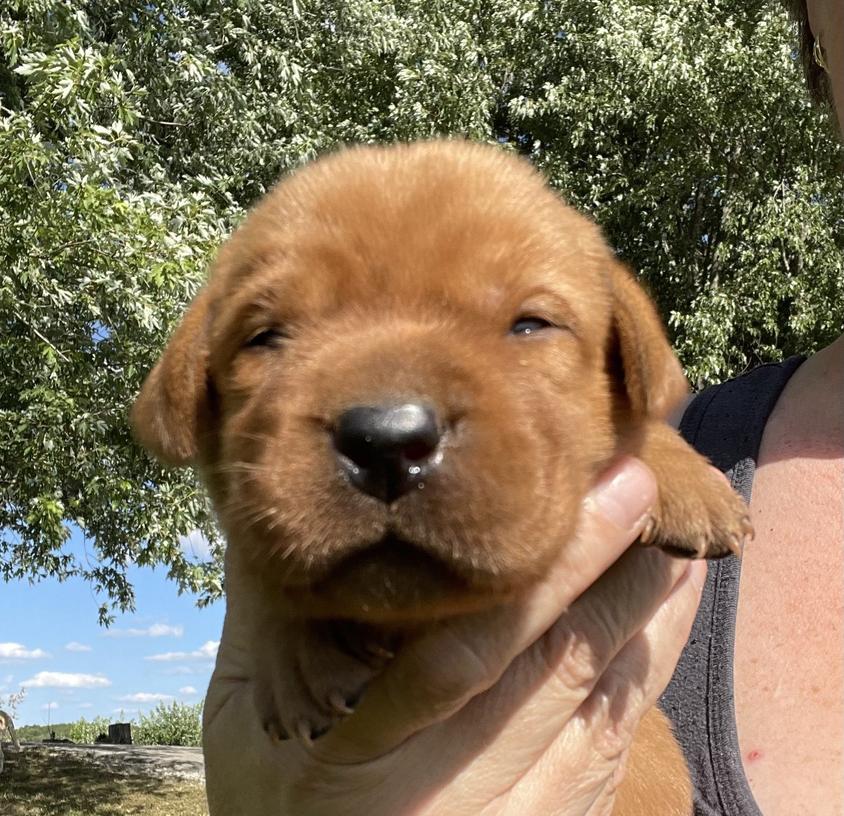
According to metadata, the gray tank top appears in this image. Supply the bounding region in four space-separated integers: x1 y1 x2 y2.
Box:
660 356 805 816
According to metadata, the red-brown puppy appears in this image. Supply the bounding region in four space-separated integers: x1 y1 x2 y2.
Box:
133 140 751 815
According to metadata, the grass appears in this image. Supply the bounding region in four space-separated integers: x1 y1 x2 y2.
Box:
0 748 208 816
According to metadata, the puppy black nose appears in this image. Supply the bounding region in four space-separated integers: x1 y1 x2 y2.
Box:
333 403 442 503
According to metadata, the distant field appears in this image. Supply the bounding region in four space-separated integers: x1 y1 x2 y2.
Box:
0 748 208 816
14 723 75 742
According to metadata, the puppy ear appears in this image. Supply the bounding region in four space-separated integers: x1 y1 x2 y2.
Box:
131 287 212 466
608 262 689 419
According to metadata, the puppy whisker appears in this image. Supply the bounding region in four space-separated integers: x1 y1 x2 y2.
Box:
223 500 283 536
228 431 277 444
218 461 272 472
268 539 301 563
243 506 281 529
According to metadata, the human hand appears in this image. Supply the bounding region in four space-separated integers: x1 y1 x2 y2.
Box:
202 456 705 815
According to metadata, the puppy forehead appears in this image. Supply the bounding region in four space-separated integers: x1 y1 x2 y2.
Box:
217 142 610 318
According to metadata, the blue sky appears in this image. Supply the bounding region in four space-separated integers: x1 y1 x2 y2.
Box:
1 526 224 728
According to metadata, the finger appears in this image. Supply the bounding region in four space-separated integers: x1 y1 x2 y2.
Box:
521 546 695 720
461 558 705 816
576 558 706 761
313 457 658 763
203 669 287 809
422 545 696 774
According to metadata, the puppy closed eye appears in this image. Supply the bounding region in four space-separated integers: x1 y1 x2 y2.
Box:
245 327 289 349
510 316 558 337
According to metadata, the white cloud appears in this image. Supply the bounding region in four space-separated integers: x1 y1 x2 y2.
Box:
41 702 59 711
146 640 219 663
118 692 174 704
179 529 213 561
161 666 196 676
148 623 184 637
178 686 198 696
0 642 50 660
22 672 111 689
103 623 184 638
78 703 94 709
65 642 92 653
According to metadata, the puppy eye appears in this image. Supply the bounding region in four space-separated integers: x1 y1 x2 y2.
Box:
510 316 556 336
245 328 288 349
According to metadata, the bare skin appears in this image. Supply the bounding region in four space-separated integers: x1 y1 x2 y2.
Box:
734 335 844 815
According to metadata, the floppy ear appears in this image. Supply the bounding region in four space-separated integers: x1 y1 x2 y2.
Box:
608 262 689 419
131 286 213 466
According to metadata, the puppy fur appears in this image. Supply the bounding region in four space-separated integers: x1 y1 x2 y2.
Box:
133 140 752 815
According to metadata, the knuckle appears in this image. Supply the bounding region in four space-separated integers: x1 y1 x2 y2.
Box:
396 627 501 713
592 715 636 764
540 608 619 693
545 631 599 691
579 665 648 763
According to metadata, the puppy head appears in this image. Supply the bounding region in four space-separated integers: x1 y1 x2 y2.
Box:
132 140 686 622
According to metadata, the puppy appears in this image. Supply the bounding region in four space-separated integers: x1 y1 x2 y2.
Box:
132 140 751 814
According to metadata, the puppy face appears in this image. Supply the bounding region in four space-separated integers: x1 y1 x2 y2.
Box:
133 141 686 622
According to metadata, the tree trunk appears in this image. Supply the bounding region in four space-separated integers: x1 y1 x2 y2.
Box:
108 723 133 745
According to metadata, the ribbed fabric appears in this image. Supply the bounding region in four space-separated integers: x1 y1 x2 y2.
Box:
660 356 805 816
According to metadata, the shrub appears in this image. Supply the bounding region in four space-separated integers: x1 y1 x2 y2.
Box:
67 716 111 744
134 701 203 747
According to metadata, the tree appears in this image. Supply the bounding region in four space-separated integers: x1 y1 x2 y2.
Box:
2 0 841 614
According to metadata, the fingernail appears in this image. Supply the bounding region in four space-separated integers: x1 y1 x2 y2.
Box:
586 457 657 531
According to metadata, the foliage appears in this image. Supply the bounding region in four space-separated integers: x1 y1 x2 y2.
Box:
1 0 842 608
17 704 202 746
66 715 110 744
16 706 202 746
133 701 202 747
1 688 26 720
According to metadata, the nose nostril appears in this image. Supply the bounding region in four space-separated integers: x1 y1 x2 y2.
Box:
332 403 443 502
340 440 375 470
402 439 436 462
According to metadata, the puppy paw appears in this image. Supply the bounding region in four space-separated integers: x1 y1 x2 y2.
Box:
635 423 753 559
254 619 396 746
641 471 752 559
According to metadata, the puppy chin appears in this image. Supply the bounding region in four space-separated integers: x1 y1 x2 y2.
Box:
280 534 524 624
